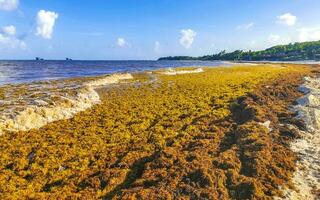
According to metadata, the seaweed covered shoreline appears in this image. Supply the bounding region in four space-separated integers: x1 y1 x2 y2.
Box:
0 73 133 135
0 64 318 199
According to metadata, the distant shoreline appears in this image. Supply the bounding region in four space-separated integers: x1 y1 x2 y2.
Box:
158 40 320 62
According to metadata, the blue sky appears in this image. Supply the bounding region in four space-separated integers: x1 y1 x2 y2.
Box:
1 0 320 60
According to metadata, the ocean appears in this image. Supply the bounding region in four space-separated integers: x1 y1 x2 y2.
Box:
0 60 231 134
0 60 230 85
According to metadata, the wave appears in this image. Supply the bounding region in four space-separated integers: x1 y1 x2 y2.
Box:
160 68 204 75
0 73 133 135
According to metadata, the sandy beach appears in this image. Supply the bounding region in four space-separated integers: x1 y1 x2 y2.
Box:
2 0 320 199
0 64 319 199
278 76 320 199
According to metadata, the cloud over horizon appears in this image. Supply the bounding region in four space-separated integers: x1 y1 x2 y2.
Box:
179 29 196 49
277 13 297 26
0 25 26 49
117 38 126 47
299 27 320 42
36 10 59 39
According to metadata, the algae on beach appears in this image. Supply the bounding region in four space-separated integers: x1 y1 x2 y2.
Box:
0 64 314 199
0 73 133 134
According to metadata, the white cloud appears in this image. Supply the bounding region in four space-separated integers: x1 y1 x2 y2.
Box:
36 10 59 39
267 34 291 46
236 22 254 30
0 25 24 49
268 34 281 43
117 38 126 47
2 25 16 36
154 41 160 53
0 0 18 11
0 33 26 49
298 27 320 42
179 29 197 49
277 13 297 26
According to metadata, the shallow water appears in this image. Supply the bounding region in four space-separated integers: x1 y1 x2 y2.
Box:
0 60 230 85
0 60 230 134
0 73 134 134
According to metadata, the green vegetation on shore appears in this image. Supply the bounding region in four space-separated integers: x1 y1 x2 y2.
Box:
0 64 314 199
159 40 320 61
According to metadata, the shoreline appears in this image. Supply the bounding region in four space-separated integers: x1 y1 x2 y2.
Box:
0 67 207 135
0 63 318 199
278 76 320 199
0 60 234 86
0 73 134 135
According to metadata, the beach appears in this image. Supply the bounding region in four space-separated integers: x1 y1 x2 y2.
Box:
0 63 319 199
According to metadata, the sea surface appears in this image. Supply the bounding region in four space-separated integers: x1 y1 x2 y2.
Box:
0 60 231 85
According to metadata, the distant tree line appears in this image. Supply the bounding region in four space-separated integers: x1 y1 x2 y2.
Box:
158 40 320 61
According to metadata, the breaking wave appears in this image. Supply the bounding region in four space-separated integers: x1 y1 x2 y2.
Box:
0 73 133 135
160 67 204 75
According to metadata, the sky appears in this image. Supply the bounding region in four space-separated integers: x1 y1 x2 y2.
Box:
1 0 320 60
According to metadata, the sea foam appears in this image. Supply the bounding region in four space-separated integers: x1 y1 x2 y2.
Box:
0 73 133 135
160 68 204 75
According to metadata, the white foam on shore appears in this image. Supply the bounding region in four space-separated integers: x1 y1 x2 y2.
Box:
160 68 204 75
0 73 133 135
277 76 320 200
85 73 133 87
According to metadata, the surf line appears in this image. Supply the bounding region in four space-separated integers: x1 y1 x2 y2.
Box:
0 73 133 135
